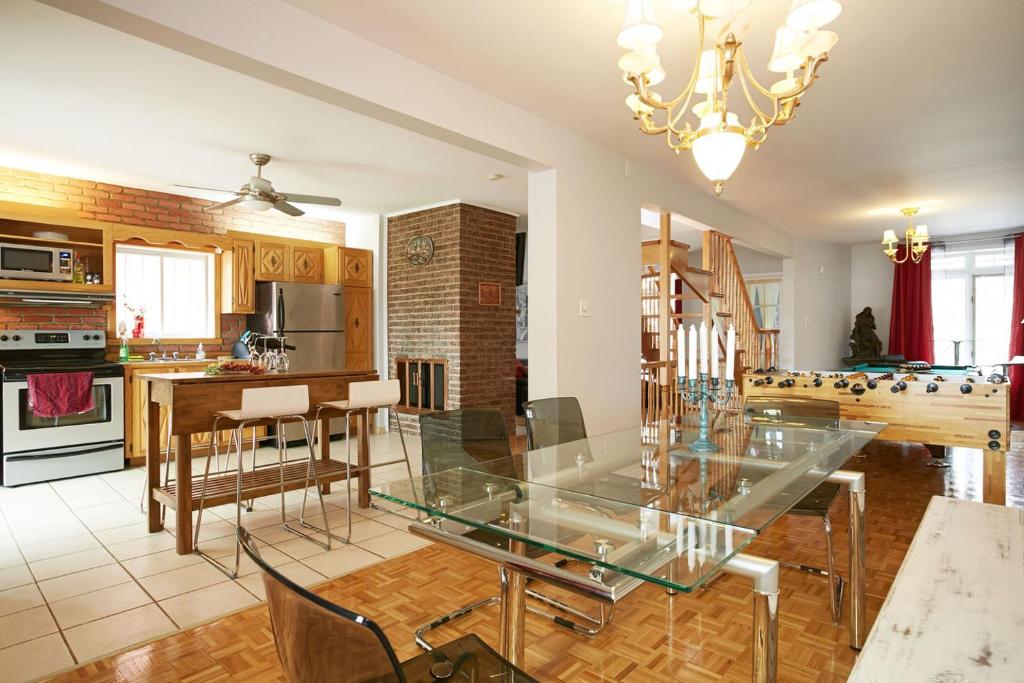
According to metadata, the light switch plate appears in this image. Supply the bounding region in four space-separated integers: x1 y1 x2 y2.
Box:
579 299 591 317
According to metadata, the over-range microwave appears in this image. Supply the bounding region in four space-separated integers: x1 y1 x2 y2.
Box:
0 242 73 282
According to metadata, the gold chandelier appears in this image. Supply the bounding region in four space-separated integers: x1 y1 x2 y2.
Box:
617 0 841 196
882 207 930 264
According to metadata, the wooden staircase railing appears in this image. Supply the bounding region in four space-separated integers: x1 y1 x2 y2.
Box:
703 230 780 373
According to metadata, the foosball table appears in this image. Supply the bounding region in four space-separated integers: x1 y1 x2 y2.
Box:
743 365 1011 504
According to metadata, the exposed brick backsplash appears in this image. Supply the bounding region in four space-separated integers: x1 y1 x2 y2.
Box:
387 203 515 434
0 166 345 357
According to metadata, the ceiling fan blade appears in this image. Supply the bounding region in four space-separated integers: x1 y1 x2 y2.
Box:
273 201 305 217
173 183 239 194
276 193 342 207
203 197 245 212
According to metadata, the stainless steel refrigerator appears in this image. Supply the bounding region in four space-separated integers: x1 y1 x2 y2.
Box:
250 282 346 441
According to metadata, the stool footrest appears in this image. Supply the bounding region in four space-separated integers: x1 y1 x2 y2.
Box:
155 458 352 511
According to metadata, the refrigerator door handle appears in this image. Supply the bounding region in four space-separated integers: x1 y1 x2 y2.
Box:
276 287 286 333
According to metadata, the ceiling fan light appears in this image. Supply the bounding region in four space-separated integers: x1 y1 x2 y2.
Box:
798 29 838 60
241 196 274 212
618 0 663 50
786 0 842 31
698 0 753 19
768 26 804 73
692 120 746 190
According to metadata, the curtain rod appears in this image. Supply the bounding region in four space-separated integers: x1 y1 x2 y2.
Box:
932 231 1023 247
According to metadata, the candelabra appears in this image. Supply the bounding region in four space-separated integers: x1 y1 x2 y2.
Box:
680 373 735 452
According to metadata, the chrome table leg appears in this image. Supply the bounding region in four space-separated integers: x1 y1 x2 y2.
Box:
722 553 779 683
849 479 867 649
499 517 527 668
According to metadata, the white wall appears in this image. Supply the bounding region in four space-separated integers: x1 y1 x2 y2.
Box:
61 0 851 429
850 243 894 353
781 241 852 369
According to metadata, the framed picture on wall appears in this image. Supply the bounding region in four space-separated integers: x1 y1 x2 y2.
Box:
479 281 501 306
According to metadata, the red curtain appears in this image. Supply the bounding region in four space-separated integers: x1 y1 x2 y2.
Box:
888 246 935 363
1009 235 1024 421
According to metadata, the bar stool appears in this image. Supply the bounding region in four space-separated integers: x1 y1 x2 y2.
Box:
306 379 413 543
194 384 333 578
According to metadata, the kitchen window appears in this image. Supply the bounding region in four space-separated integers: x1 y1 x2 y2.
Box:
115 244 216 339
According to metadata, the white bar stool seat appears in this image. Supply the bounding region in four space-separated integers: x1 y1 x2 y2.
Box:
306 379 414 543
194 384 333 578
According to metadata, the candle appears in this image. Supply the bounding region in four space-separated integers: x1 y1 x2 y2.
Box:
726 324 736 379
676 324 686 380
710 322 719 378
688 325 697 380
699 321 708 375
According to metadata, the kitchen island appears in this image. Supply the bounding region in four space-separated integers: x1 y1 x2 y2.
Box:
141 368 378 554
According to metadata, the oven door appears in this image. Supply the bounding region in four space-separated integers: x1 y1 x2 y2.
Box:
2 377 124 454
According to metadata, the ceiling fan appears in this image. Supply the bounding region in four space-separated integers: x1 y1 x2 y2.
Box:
175 153 341 217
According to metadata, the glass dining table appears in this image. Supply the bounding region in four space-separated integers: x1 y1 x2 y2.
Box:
371 411 884 683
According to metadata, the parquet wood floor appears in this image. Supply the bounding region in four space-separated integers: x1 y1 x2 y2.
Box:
50 428 1023 682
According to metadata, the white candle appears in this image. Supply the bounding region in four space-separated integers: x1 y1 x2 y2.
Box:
699 321 708 375
710 322 719 378
726 324 736 379
676 324 686 380
688 325 697 380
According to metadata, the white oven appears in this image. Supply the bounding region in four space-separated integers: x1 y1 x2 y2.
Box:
0 329 125 486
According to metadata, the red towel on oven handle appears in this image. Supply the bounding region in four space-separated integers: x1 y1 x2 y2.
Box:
26 372 95 418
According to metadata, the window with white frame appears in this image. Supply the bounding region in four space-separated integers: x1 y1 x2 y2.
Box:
746 277 782 329
931 239 1015 366
116 244 216 339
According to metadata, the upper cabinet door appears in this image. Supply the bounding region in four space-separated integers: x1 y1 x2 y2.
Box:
292 246 324 283
228 239 255 313
342 248 372 288
256 240 290 281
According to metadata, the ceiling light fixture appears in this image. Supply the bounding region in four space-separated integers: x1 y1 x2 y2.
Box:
881 207 930 264
617 0 841 196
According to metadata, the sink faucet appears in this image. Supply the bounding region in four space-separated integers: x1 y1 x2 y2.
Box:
154 338 167 360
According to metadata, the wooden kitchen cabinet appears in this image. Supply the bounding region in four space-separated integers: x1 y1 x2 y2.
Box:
292 245 324 283
344 286 373 370
255 240 291 281
342 247 373 287
223 238 255 313
124 363 264 466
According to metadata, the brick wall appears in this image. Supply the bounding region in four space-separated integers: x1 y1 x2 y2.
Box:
387 203 515 434
0 166 345 356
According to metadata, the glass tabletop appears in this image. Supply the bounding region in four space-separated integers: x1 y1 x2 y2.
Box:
370 411 883 592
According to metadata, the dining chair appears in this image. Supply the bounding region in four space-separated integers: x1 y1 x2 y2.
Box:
743 395 846 624
415 408 616 649
238 527 536 682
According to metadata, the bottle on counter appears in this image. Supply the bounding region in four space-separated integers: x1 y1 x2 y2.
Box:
196 343 206 361
119 337 129 362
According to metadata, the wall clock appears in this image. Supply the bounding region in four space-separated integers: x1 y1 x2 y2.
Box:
407 235 434 266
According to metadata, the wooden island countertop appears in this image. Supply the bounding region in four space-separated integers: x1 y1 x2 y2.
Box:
143 367 380 553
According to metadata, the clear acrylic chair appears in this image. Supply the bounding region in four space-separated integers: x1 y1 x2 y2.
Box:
238 526 536 683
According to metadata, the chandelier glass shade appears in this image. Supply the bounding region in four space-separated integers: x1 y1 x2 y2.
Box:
618 0 841 195
882 207 930 264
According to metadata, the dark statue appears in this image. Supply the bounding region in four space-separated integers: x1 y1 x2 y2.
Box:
848 307 882 359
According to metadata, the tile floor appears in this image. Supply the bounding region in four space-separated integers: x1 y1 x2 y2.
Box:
0 432 427 682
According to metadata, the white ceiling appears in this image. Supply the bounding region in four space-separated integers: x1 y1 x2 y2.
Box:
0 0 527 220
286 0 1024 242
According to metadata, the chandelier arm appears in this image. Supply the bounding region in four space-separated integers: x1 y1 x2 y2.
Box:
738 49 817 103
735 58 775 127
659 13 708 112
